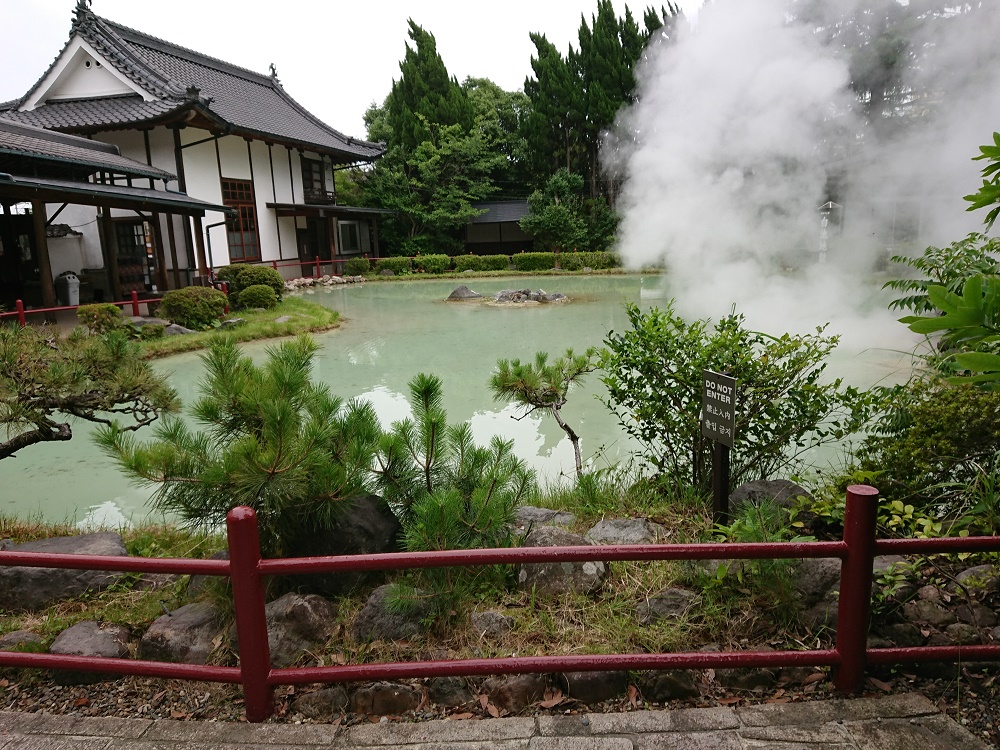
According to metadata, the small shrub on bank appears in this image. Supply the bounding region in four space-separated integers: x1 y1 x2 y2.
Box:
343 257 370 277
413 254 452 274
159 287 227 330
374 257 412 275
559 251 620 271
77 303 127 334
511 252 557 272
452 254 511 272
139 324 165 340
237 284 278 310
216 265 284 304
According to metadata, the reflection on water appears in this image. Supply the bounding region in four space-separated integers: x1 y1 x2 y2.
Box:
1 275 913 526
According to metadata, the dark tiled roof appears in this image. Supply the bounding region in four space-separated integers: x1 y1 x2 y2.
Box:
8 5 383 164
0 117 174 180
470 200 531 224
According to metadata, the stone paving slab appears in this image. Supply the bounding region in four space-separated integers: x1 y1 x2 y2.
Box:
0 694 990 750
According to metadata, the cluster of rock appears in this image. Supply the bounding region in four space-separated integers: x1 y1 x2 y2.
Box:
2 480 999 716
127 315 258 337
446 285 567 304
284 275 365 291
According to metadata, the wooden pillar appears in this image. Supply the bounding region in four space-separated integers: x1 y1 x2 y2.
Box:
31 201 57 320
165 215 181 289
99 210 123 303
329 217 337 259
371 216 380 259
151 212 169 292
193 215 209 276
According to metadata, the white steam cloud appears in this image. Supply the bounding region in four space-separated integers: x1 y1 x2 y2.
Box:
607 0 1000 364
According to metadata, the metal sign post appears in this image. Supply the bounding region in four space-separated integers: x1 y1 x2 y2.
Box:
702 370 736 525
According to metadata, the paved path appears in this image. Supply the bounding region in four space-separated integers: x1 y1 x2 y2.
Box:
0 693 990 749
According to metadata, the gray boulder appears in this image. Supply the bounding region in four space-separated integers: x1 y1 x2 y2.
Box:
163 323 195 336
482 673 547 714
560 671 627 703
637 587 698 625
902 599 957 627
219 318 246 329
516 527 608 596
350 682 423 716
0 631 42 651
514 506 577 530
948 564 1000 594
586 518 667 545
49 621 130 685
0 532 128 611
292 686 349 720
352 584 429 642
288 495 401 596
794 557 841 608
265 593 336 668
139 602 224 664
642 670 699 701
447 285 482 301
428 676 473 706
471 610 515 638
729 479 812 510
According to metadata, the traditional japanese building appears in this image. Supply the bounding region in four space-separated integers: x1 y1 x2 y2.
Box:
1 0 384 303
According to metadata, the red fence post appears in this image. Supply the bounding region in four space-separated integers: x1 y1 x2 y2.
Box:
834 484 879 693
15 300 26 327
130 291 140 317
272 260 278 271
226 506 274 722
314 256 321 279
221 282 230 315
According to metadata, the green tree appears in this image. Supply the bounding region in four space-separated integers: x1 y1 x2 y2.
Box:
520 169 589 254
601 303 879 492
490 348 598 478
965 132 1000 230
0 325 176 460
97 336 382 558
523 33 582 182
385 20 474 154
463 77 532 195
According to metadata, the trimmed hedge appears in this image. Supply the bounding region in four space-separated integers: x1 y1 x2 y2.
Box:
557 251 620 271
216 264 284 304
77 303 126 334
374 257 412 275
159 286 228 330
343 257 371 277
238 284 278 310
452 254 511 272
510 252 557 272
413 254 452 274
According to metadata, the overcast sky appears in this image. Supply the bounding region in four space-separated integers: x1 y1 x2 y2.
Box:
5 0 701 140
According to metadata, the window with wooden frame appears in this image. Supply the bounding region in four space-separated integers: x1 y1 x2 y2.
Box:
221 178 260 261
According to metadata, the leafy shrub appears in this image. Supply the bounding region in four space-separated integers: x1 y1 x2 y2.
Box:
558 251 620 271
237 284 278 310
159 286 228 330
452 254 511 272
510 252 557 271
374 257 412 275
77 303 127 334
343 257 370 276
413 254 452 274
216 264 284 303
601 303 882 493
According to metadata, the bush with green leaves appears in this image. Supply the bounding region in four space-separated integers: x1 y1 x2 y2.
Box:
237 284 278 310
964 131 1000 230
557 251 620 271
77 303 129 335
374 373 535 621
510 252 556 272
96 336 382 558
158 286 228 330
600 303 881 493
452 254 511 272
413 254 451 274
343 257 371 277
216 264 284 304
374 257 412 275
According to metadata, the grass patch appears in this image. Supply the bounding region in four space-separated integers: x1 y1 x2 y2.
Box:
139 297 339 358
362 268 661 282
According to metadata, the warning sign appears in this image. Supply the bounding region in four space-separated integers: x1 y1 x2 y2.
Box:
701 370 736 448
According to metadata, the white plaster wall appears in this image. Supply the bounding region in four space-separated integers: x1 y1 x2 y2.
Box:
269 144 298 262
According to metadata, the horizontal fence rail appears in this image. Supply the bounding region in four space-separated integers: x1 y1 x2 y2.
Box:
0 291 164 326
1 486 999 722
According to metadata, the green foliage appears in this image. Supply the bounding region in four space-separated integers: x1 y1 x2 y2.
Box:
413 253 452 274
520 170 588 253
857 379 1000 510
0 325 177 460
236 284 278 311
96 336 382 558
557 251 620 271
138 324 165 341
374 256 413 275
374 373 535 620
217 265 285 305
463 77 532 194
343 257 371 277
600 303 880 493
77 303 127 335
883 233 1000 314
159 286 228 330
491 348 598 478
452 254 511 272
878 499 945 538
964 132 1000 230
510 252 557 271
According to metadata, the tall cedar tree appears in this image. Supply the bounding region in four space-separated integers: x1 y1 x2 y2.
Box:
386 20 474 154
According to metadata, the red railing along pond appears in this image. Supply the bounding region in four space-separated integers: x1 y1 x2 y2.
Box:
1 485 998 722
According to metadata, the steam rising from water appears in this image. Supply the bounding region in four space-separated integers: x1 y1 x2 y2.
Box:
608 0 1000 356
